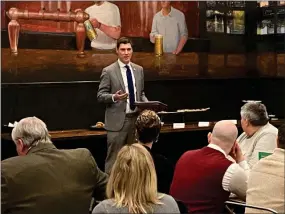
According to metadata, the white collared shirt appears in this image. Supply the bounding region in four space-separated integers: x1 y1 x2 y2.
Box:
150 6 188 53
85 2 121 49
207 144 249 195
117 59 137 114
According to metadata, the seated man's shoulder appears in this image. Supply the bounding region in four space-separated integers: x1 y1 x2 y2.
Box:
2 156 24 169
237 132 247 141
251 150 284 173
266 123 278 133
258 124 278 138
63 148 92 158
1 155 43 178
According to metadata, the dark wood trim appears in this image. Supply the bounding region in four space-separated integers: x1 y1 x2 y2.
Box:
2 119 284 141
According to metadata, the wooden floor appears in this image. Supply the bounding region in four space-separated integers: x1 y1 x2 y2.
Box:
2 48 285 83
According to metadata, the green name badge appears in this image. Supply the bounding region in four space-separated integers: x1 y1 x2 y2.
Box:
258 152 272 160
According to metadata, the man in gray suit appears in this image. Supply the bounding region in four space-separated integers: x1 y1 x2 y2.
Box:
1 116 108 214
97 37 148 173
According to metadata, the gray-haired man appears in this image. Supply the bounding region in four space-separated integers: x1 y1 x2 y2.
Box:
1 117 108 214
238 102 278 168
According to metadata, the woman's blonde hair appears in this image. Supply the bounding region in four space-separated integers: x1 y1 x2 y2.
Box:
106 143 163 213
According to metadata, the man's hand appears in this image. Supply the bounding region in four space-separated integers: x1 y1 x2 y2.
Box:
229 142 245 163
90 18 101 29
113 90 128 101
172 49 182 55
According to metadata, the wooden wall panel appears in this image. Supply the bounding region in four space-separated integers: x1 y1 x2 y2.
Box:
2 1 199 37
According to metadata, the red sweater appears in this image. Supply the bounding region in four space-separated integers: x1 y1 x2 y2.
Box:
170 147 232 213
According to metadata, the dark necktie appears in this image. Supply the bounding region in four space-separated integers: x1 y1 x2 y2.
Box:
125 64 135 110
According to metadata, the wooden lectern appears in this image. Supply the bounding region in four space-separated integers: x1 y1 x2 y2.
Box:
134 101 168 112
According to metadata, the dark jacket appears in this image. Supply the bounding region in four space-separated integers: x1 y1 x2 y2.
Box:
144 145 174 194
1 143 108 214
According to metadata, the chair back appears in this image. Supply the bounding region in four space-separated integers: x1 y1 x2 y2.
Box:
225 200 278 214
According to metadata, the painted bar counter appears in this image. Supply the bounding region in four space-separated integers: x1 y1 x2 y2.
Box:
2 49 285 83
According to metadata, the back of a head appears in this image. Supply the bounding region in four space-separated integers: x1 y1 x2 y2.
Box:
240 102 269 126
11 116 51 147
278 124 285 149
211 120 238 149
107 143 161 213
135 110 161 144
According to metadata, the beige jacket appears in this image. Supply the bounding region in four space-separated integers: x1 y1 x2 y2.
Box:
245 148 284 213
238 123 278 169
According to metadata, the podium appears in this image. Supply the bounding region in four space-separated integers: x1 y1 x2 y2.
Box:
135 101 168 112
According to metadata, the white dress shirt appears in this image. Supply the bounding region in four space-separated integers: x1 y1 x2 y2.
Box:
85 2 121 49
115 59 137 114
207 144 249 200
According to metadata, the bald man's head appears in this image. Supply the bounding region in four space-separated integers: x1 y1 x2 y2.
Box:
211 120 238 149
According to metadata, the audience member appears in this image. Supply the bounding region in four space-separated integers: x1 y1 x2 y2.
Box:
92 143 180 213
246 124 285 213
135 110 174 194
1 117 108 214
170 120 249 213
238 102 278 168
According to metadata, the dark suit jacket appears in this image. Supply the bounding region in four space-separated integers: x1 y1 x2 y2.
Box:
144 146 174 194
1 143 108 214
97 61 148 132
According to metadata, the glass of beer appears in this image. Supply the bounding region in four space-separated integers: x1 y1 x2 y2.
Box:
84 20 97 42
155 34 163 56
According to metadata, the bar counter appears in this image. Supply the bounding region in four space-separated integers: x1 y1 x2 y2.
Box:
2 119 284 141
2 48 285 83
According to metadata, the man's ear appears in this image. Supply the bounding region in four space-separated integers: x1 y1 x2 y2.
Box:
207 132 212 144
230 141 237 153
16 139 28 156
245 119 250 127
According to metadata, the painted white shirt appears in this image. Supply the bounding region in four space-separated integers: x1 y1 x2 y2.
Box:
117 59 137 114
85 2 121 49
150 7 188 53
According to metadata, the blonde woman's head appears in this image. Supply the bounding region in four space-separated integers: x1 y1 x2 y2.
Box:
106 143 162 213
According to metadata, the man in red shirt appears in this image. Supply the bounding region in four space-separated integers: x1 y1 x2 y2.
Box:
170 120 249 213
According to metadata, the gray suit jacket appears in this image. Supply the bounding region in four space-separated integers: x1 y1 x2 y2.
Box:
1 143 108 214
97 61 148 131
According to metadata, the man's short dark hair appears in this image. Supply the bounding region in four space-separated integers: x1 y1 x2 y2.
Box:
135 110 161 144
240 102 269 126
116 37 133 49
278 124 285 149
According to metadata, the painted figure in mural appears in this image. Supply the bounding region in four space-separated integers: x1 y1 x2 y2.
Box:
85 1 121 50
150 1 188 54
